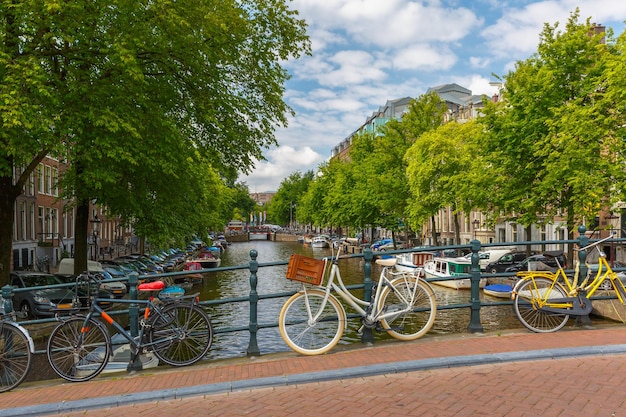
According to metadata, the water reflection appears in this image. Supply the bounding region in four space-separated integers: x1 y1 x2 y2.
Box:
194 241 526 360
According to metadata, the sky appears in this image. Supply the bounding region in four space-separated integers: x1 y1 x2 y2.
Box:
241 0 626 193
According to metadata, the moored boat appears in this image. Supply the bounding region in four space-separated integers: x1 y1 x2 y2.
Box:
395 251 435 275
424 256 486 289
311 235 330 248
483 283 512 298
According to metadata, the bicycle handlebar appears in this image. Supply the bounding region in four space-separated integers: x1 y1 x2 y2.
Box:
577 233 615 252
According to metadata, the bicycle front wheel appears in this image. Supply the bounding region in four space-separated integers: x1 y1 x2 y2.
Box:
378 276 437 340
279 289 345 355
148 303 213 366
0 324 32 392
513 277 570 333
47 316 111 382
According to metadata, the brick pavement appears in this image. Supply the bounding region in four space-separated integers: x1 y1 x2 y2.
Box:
2 324 626 417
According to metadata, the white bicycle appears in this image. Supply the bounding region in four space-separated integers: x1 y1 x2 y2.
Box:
279 253 437 355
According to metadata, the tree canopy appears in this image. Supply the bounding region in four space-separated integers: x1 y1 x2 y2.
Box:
0 0 310 283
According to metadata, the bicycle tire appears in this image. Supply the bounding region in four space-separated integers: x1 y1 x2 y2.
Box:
513 277 570 333
47 316 111 382
378 276 437 340
148 302 213 366
0 324 32 392
279 289 345 355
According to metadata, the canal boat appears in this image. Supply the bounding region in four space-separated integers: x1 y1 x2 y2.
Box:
423 256 486 289
311 235 331 248
187 246 221 268
395 251 435 275
483 283 512 298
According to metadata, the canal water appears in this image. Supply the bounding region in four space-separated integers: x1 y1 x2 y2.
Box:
195 240 526 360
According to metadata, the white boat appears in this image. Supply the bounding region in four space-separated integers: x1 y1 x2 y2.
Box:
423 257 486 289
395 251 435 275
311 235 330 248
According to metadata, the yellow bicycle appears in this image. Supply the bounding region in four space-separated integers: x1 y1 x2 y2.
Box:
511 234 626 332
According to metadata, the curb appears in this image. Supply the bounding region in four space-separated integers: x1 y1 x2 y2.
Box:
3 343 626 417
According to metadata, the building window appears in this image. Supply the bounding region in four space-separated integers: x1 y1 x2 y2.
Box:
44 165 51 195
38 206 44 240
29 203 35 240
20 202 26 240
37 164 44 194
52 166 58 196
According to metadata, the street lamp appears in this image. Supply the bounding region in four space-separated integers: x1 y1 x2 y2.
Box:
472 219 480 240
90 215 101 260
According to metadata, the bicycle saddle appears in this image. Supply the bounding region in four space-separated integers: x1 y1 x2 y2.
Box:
138 281 166 291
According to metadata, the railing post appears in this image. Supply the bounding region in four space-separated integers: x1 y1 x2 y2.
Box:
128 273 139 338
247 249 260 356
361 248 374 344
468 239 484 333
2 285 13 314
576 225 592 327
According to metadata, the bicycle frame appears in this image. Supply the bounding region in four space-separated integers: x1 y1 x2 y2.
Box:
71 294 198 354
513 234 626 310
304 256 422 326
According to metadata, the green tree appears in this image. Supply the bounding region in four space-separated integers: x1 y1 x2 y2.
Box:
0 0 310 282
478 11 623 240
267 171 314 227
405 121 482 245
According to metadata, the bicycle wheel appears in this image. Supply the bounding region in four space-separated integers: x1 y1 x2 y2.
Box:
47 316 111 382
378 276 437 340
513 277 570 333
279 288 345 355
148 302 213 366
0 324 32 392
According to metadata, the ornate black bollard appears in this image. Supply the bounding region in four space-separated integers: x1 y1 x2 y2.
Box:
1 285 13 314
361 248 374 344
247 249 260 356
128 273 139 338
468 239 484 333
576 225 593 327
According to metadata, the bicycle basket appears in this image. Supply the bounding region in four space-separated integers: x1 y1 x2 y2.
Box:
286 254 325 286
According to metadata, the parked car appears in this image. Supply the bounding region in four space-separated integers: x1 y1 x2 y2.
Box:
10 271 79 319
505 252 567 273
485 251 536 273
57 258 127 298
370 238 393 251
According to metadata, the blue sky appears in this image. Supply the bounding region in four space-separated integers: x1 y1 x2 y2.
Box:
241 0 626 193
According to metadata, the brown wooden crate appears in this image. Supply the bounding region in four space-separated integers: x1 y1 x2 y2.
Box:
286 254 326 286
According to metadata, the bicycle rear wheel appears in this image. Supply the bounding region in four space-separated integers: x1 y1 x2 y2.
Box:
378 276 437 340
0 324 32 392
513 277 570 333
148 302 213 366
47 316 111 382
279 288 345 355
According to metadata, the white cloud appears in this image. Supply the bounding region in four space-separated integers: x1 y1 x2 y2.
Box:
246 0 626 193
392 44 458 71
242 146 326 192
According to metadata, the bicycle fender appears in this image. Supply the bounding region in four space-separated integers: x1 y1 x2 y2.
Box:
4 321 35 353
510 274 556 300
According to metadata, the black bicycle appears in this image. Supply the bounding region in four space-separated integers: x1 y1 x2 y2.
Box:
46 273 213 382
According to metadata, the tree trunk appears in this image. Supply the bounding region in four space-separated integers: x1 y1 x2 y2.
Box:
0 178 21 286
73 200 89 275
